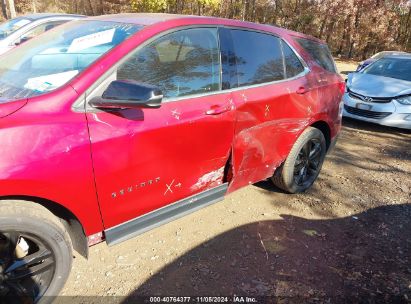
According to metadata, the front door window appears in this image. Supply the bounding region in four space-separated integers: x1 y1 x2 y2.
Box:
117 27 221 99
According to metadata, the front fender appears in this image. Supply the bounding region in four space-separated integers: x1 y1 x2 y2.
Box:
0 94 103 235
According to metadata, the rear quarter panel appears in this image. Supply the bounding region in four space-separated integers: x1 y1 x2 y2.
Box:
228 33 343 192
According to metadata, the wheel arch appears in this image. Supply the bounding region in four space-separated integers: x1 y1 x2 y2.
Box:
0 195 88 259
310 120 331 150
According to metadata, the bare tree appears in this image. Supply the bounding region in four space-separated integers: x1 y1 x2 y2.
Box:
2 0 410 57
1 0 7 19
6 0 16 18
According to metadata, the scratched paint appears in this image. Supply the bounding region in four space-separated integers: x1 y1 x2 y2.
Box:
164 179 175 195
191 166 225 192
164 179 183 195
171 109 181 120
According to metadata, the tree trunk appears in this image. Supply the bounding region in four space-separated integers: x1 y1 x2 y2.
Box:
403 7 411 46
229 0 233 18
318 7 332 40
7 0 16 18
99 0 104 14
337 16 350 55
32 0 37 13
241 0 247 21
325 21 334 44
348 41 355 59
87 0 95 15
1 0 7 19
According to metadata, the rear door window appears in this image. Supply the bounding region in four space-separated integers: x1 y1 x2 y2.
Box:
230 29 285 86
281 41 305 78
295 37 336 73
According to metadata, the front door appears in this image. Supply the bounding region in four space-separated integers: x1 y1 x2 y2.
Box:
86 27 235 229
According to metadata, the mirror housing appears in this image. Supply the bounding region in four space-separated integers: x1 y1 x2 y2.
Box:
90 80 163 109
14 36 30 46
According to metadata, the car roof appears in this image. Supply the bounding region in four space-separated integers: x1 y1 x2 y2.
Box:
21 13 85 21
380 51 407 54
89 13 197 25
88 13 323 43
383 53 411 60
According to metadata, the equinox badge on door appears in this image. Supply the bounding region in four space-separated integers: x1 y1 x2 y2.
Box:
112 177 161 198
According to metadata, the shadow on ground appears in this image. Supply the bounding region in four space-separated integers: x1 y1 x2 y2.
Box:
343 117 411 136
123 204 410 303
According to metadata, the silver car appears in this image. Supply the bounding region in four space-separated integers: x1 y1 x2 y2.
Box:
0 13 84 56
343 54 411 129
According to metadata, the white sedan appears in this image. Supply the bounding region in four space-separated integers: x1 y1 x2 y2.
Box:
343 54 411 129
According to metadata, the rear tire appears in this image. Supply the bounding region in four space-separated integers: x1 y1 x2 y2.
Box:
0 201 73 304
271 127 327 193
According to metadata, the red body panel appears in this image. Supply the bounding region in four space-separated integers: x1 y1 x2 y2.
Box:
0 87 103 234
0 15 343 236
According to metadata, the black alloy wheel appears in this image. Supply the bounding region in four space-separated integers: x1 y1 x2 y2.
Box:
293 138 323 187
271 127 327 193
0 201 73 304
0 232 55 303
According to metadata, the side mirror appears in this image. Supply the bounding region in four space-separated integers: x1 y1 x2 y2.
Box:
14 36 30 46
90 80 163 109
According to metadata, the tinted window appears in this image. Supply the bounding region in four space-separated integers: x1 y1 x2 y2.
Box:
295 38 336 73
282 41 305 78
230 30 284 86
117 28 220 98
219 28 237 90
362 57 411 82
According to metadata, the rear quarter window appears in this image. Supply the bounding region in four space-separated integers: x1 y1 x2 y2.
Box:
295 37 336 73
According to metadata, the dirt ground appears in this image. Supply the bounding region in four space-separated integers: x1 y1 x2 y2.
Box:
60 61 411 303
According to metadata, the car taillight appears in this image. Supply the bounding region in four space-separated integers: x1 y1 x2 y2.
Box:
338 82 346 95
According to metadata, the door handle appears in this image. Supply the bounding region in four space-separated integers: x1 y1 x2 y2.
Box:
206 104 231 115
296 87 308 94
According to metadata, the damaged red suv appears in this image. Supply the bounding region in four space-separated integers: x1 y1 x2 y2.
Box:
0 14 344 301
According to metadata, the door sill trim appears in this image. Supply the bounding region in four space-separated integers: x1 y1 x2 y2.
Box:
104 183 228 246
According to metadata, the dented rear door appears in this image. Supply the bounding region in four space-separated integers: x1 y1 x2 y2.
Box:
226 29 311 192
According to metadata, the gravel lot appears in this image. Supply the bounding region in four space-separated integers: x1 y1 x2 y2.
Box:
60 61 411 303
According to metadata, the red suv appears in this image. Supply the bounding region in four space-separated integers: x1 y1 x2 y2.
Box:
0 14 344 302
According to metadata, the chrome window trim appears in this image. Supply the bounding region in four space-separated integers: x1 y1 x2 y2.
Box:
153 27 310 101
153 65 310 104
73 24 311 111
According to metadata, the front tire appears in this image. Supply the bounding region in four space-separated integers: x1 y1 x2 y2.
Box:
271 127 327 193
0 201 73 304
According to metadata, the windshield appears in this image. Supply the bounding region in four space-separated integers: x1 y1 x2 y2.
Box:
0 17 32 40
0 20 141 100
362 57 411 82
